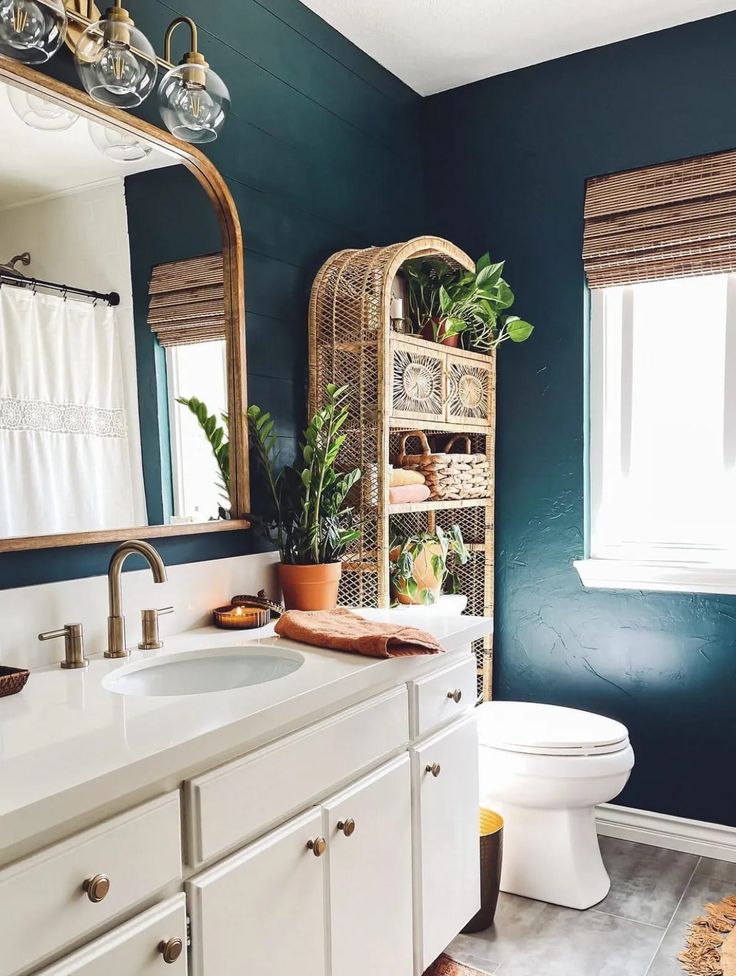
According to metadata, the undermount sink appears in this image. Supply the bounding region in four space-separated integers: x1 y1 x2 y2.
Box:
103 646 304 697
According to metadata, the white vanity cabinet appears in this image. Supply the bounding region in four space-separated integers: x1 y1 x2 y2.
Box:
186 756 414 976
411 714 480 974
323 755 413 976
186 809 327 976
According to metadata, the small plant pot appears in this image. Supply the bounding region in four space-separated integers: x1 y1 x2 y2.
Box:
390 542 444 606
420 317 460 347
278 562 342 611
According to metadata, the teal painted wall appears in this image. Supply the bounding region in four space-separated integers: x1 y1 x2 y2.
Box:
424 13 736 824
0 0 426 586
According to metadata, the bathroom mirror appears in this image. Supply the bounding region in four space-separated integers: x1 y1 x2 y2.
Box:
0 61 248 551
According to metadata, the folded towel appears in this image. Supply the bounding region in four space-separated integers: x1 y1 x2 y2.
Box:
389 483 432 505
274 607 442 658
389 466 426 488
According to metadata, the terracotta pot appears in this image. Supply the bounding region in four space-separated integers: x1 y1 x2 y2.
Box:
390 542 444 606
420 317 460 347
278 562 342 611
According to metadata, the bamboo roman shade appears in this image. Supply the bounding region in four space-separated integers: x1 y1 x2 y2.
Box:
583 149 736 288
148 252 226 346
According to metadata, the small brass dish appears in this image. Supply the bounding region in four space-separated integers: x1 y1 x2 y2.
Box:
213 604 270 630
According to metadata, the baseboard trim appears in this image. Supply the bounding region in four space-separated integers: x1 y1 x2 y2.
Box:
596 803 736 863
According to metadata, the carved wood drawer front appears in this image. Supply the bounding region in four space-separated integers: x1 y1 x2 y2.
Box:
408 653 477 738
0 793 182 976
34 895 188 976
446 353 494 425
391 338 446 423
184 687 410 868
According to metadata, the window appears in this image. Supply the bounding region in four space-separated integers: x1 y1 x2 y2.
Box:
166 339 228 523
575 273 736 593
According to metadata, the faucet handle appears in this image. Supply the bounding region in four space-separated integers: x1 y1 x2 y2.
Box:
138 607 174 650
39 623 89 670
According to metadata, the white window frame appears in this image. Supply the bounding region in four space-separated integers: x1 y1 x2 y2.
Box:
575 281 736 595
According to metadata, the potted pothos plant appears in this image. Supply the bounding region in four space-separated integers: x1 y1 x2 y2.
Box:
390 524 469 606
403 253 534 351
248 384 361 611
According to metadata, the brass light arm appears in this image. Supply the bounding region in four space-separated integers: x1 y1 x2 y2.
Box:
163 16 199 64
63 0 176 69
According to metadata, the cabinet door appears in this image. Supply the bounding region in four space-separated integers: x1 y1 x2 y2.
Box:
323 756 413 976
186 809 327 976
411 715 480 974
36 896 187 976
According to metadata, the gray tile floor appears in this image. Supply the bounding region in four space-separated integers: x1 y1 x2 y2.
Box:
447 836 736 976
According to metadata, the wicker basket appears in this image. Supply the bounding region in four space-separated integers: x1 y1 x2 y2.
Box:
0 665 29 698
395 431 492 501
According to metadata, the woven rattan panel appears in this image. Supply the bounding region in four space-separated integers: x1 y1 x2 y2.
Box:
149 252 225 346
583 149 736 287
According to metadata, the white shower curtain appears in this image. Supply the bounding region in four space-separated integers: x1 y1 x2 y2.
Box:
0 286 147 537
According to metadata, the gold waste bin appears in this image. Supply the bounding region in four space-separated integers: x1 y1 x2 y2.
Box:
462 809 504 933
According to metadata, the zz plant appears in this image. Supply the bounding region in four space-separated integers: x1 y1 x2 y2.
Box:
248 384 362 565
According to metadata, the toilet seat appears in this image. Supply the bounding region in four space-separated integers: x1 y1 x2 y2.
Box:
477 701 629 757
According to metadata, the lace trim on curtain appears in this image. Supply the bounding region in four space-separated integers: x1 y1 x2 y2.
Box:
0 397 128 437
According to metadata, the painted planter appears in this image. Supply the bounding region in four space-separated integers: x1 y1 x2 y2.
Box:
390 542 444 606
278 562 342 611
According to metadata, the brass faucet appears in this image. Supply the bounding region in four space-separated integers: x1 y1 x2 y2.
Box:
105 540 167 658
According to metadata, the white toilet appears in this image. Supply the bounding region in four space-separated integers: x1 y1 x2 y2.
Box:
477 701 634 910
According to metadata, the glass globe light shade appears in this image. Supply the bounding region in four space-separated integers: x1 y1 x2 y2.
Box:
74 12 157 108
7 86 79 130
88 120 153 162
0 0 66 64
158 61 230 144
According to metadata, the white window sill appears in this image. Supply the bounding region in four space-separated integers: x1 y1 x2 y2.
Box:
574 558 736 595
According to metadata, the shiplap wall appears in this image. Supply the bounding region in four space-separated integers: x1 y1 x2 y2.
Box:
0 0 425 587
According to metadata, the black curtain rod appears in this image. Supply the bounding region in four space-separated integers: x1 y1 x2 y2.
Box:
0 272 120 307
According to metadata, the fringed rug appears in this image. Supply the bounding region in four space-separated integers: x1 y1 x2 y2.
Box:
680 895 736 975
423 955 493 976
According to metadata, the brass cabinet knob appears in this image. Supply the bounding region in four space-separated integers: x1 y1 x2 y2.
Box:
337 818 356 837
82 874 110 903
425 762 442 778
447 688 462 703
158 938 183 964
307 837 327 857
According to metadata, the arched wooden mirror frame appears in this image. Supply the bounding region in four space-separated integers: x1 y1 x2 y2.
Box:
0 58 249 553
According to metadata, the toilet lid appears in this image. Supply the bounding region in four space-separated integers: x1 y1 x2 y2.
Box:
476 701 629 756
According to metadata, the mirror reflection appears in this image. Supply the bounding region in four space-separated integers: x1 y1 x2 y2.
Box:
0 78 232 540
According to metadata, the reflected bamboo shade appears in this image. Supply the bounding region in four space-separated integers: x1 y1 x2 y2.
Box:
148 252 226 346
583 149 736 287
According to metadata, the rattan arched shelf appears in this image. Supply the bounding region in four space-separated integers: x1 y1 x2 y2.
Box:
308 236 495 699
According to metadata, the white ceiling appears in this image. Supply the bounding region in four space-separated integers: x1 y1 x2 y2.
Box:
0 80 176 210
300 0 736 95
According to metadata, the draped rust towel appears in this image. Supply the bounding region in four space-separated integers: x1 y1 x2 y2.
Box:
274 608 443 658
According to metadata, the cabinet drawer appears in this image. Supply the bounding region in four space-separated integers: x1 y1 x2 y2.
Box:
35 895 187 976
185 687 409 866
0 792 182 976
409 654 476 737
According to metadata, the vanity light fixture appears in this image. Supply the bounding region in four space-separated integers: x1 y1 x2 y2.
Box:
6 84 79 129
73 0 156 107
88 118 152 161
158 17 229 144
0 0 67 64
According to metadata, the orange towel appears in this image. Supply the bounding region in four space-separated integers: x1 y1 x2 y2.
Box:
274 607 443 658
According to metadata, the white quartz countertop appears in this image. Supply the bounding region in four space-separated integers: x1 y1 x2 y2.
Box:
0 610 492 856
